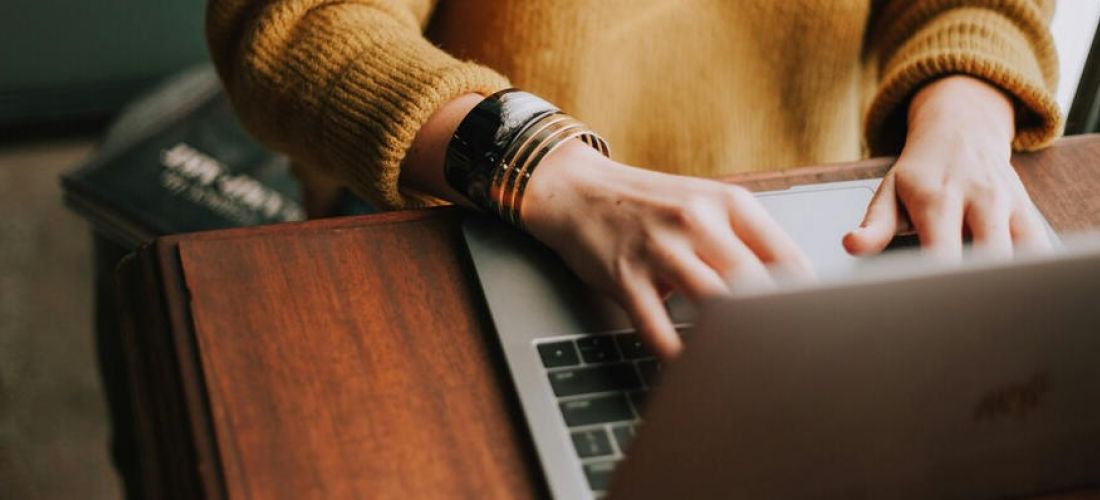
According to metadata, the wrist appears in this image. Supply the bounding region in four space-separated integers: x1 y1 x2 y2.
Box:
401 93 484 204
522 138 620 230
907 75 1015 146
441 89 609 226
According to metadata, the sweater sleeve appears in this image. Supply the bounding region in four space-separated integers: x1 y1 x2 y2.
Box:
206 0 511 209
864 0 1062 155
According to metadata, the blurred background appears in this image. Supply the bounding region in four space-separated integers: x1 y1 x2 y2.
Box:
1 1 1098 499
1 1 206 498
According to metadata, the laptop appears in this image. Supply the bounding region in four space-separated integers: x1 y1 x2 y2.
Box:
461 179 1092 498
611 237 1100 499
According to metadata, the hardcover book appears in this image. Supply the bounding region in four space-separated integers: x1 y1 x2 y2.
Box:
61 65 305 248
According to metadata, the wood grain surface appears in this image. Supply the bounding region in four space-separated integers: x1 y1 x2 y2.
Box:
119 135 1100 499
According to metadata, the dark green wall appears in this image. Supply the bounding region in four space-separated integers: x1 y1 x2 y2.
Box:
0 0 209 125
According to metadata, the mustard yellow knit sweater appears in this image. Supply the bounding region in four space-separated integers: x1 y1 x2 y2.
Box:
206 0 1062 210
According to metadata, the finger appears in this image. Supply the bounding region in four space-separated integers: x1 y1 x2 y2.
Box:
653 244 731 300
723 188 814 276
690 222 776 286
844 174 900 256
965 198 1013 259
1009 201 1055 253
618 271 682 359
909 191 965 262
695 232 774 294
717 238 776 294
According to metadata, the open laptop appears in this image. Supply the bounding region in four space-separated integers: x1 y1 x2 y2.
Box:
461 180 1090 498
610 236 1100 499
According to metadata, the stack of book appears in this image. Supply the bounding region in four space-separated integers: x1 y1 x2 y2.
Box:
62 65 305 248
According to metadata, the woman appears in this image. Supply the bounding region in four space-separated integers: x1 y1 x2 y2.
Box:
206 0 1062 357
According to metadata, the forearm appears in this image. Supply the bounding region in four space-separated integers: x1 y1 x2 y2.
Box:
865 0 1060 154
399 94 483 206
205 0 509 209
907 75 1015 150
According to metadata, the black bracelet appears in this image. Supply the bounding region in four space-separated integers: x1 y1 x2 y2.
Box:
444 89 559 213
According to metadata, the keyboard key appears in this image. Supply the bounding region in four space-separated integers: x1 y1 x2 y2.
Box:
611 424 635 453
548 363 642 397
615 333 649 359
575 335 620 364
571 429 614 458
584 460 618 491
560 394 634 427
537 341 580 368
637 359 661 387
628 390 648 415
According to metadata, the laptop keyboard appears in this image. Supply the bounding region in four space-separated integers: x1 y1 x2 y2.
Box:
536 329 688 494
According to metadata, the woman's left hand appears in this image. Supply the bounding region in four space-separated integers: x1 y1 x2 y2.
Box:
844 75 1053 260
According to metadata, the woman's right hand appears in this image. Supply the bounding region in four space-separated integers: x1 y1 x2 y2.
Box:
522 140 814 359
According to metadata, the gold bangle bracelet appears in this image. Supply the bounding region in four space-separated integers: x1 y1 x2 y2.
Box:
495 112 608 226
492 113 577 218
510 126 607 227
459 98 608 228
444 89 609 227
503 122 588 225
445 89 559 214
498 118 586 221
498 117 584 222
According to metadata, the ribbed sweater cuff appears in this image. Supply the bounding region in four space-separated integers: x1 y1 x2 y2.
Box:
865 7 1062 155
319 44 510 210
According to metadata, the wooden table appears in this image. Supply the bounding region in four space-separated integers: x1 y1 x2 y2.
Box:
117 135 1100 499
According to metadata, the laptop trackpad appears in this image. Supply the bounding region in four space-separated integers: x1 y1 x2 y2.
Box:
755 180 878 279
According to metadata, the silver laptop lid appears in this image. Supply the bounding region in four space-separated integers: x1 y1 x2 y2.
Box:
611 236 1100 499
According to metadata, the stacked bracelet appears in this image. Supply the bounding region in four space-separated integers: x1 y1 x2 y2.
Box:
445 89 609 228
